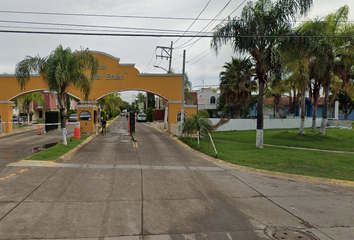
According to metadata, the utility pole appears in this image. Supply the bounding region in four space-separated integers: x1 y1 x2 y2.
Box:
181 50 186 135
156 41 173 73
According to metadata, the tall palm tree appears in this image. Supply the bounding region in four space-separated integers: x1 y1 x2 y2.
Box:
300 5 349 135
136 92 146 110
17 92 45 122
219 57 257 118
212 0 313 148
15 45 99 145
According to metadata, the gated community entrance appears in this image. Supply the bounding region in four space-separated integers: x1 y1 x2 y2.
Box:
0 51 197 134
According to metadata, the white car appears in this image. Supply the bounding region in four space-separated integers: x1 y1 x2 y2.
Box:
137 113 147 122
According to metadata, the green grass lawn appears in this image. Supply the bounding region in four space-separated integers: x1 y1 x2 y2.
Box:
211 127 354 152
180 127 354 181
26 135 90 161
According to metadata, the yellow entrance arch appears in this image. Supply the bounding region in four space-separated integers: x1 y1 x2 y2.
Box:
0 51 197 133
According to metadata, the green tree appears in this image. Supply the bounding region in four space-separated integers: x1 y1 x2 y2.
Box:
219 57 257 119
182 113 212 148
98 93 123 119
17 92 45 122
198 109 210 118
300 5 349 135
136 92 146 110
212 0 313 148
15 45 99 145
145 107 155 122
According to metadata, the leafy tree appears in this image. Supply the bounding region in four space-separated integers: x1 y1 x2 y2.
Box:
198 109 210 118
15 45 98 146
212 0 313 148
98 93 123 119
17 92 45 122
145 107 155 122
147 92 155 109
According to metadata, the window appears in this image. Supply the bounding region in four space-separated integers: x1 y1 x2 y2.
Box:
176 112 187 123
210 96 216 104
79 110 91 121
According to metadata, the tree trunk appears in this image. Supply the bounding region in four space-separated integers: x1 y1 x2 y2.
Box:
345 93 349 119
235 107 241 119
256 78 264 149
320 74 330 135
311 84 319 132
60 108 67 146
311 101 318 133
299 91 306 135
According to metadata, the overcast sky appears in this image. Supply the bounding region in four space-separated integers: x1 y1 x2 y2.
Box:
0 0 353 103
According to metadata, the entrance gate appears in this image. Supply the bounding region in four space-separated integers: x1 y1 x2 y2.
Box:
0 51 197 133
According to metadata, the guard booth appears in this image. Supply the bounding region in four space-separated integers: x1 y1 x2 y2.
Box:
77 101 98 134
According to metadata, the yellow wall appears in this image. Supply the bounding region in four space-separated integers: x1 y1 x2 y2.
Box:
0 102 14 132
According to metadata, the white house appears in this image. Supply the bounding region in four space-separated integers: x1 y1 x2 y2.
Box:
197 88 220 117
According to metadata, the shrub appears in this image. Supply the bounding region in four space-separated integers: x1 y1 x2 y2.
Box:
198 109 210 118
145 107 155 122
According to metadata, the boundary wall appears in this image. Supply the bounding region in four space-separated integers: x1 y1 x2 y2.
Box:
209 117 323 131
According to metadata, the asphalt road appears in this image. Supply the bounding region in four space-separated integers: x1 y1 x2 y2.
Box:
0 124 76 168
0 118 354 239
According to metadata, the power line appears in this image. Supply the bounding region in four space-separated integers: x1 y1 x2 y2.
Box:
0 10 225 21
0 19 209 34
1 30 353 39
174 0 212 44
174 0 232 49
176 0 247 50
142 47 157 73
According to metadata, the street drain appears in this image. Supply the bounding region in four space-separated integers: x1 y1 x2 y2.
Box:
274 229 319 240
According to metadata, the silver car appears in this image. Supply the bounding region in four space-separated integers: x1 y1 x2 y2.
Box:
137 113 147 122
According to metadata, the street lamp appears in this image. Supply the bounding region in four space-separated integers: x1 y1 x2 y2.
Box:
154 65 169 73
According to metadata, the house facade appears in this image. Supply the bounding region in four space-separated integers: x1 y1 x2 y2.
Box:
197 88 220 117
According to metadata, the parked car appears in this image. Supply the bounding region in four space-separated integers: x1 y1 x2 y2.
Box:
68 113 78 122
13 115 22 123
121 112 126 116
137 113 147 122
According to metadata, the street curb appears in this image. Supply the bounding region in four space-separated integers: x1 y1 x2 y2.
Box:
155 127 354 188
56 134 96 162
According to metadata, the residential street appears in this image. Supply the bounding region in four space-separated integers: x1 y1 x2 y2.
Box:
0 117 353 239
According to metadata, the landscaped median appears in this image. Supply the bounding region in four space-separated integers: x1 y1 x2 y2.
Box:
26 135 91 161
180 127 354 182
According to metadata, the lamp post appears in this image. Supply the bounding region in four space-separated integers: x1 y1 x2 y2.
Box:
154 65 169 73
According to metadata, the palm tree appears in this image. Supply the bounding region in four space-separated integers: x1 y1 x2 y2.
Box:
219 57 257 118
98 93 123 119
300 5 349 135
136 92 146 110
182 113 212 148
15 45 99 145
17 92 45 122
212 0 313 148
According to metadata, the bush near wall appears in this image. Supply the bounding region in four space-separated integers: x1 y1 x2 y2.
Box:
146 107 155 122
